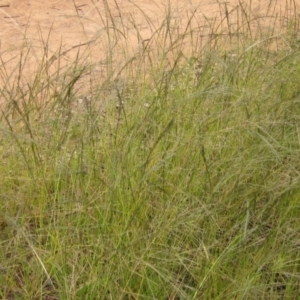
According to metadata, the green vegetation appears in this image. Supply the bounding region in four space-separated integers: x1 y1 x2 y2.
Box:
1 1 300 299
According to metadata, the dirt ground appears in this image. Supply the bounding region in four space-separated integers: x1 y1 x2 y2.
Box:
0 0 299 87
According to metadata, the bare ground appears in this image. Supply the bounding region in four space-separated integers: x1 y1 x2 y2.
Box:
0 0 299 93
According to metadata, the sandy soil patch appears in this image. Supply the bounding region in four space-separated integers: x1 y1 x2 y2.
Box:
0 0 299 90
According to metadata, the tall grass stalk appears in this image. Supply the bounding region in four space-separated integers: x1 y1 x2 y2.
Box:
1 0 300 299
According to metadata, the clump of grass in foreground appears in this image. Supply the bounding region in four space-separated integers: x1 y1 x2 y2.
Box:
1 1 300 299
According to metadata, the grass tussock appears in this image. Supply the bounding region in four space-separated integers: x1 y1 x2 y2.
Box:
1 0 300 299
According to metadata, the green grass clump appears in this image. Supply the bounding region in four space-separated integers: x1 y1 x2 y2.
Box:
1 1 300 299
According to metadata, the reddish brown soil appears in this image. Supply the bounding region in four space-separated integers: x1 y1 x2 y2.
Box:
0 0 299 88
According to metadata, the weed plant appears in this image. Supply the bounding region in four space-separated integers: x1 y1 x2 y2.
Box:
1 0 300 299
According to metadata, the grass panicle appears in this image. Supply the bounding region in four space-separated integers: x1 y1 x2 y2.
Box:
1 0 300 299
